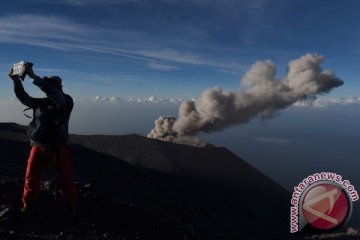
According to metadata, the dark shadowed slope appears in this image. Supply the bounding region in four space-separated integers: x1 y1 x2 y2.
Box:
70 133 288 190
0 123 292 239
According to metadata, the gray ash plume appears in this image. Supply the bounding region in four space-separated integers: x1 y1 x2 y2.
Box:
148 53 344 146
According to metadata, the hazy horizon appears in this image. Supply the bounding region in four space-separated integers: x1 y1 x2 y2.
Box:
1 98 359 191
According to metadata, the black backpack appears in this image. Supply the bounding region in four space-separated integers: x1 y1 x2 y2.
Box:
24 103 60 145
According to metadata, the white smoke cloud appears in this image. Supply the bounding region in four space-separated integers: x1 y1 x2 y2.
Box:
147 54 344 146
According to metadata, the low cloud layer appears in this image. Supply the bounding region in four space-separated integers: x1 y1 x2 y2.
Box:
148 54 344 146
294 96 360 108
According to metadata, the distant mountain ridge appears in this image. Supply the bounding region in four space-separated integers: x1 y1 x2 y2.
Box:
0 122 292 239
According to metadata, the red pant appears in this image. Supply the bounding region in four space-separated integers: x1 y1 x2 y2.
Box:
22 146 77 208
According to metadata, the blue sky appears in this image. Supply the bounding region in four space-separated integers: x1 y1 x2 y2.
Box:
0 0 359 99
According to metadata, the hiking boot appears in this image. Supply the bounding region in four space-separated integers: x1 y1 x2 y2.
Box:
64 203 79 223
64 202 78 217
67 204 77 215
19 202 37 218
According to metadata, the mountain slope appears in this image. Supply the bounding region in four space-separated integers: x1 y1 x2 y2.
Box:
0 123 291 239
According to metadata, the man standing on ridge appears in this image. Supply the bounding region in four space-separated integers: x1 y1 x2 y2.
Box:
8 62 77 214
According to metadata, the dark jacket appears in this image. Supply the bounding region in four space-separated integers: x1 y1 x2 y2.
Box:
13 76 73 147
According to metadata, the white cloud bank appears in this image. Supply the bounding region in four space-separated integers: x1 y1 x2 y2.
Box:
293 96 360 108
91 95 190 104
87 95 360 107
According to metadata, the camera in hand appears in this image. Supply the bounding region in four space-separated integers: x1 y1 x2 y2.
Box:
11 61 33 81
